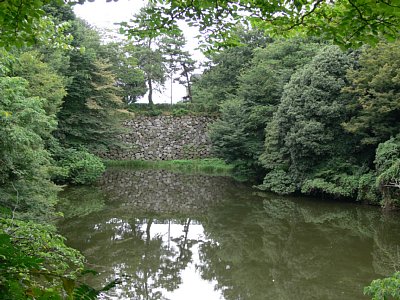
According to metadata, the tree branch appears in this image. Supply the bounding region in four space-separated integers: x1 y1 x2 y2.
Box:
380 0 400 8
348 0 370 23
284 0 325 31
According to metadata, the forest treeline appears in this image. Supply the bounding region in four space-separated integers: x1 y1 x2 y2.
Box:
0 0 399 298
190 33 400 209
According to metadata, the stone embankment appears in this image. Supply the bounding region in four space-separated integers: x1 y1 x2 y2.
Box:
102 116 215 160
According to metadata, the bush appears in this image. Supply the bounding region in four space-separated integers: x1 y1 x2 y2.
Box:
53 148 105 185
258 169 298 195
364 272 400 300
144 108 163 116
0 219 120 299
357 173 380 204
301 175 359 199
127 103 219 116
172 107 190 116
0 219 84 299
374 136 400 207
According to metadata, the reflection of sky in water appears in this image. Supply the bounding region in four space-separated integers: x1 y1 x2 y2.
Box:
99 220 223 300
58 169 400 300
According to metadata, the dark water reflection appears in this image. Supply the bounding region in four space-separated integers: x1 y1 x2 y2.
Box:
58 168 400 300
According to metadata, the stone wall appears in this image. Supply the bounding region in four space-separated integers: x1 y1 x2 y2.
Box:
103 116 215 160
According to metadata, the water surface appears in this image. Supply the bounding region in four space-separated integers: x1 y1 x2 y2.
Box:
58 168 400 300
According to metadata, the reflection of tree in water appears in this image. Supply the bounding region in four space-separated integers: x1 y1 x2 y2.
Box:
57 186 106 219
58 168 241 299
58 169 400 300
372 213 400 276
101 218 198 300
60 210 198 299
197 194 400 300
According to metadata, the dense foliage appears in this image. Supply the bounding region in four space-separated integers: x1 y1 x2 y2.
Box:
0 2 131 298
208 37 321 180
53 148 106 185
261 45 355 196
0 219 84 299
55 19 126 153
195 37 400 208
0 0 399 298
0 76 59 220
137 0 400 49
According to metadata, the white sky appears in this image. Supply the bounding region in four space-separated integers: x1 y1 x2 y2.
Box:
73 0 205 104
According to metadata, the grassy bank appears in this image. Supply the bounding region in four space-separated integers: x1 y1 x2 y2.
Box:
104 159 233 176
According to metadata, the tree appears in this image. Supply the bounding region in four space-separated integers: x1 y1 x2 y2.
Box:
123 5 169 105
192 46 251 105
142 0 400 48
259 45 357 197
192 27 271 106
0 0 75 49
129 44 165 105
160 31 188 103
0 49 66 220
176 57 196 102
11 50 67 116
160 30 197 102
343 40 400 147
124 5 198 105
56 19 125 153
101 42 147 104
2 0 399 50
208 38 321 180
0 3 117 299
0 77 58 220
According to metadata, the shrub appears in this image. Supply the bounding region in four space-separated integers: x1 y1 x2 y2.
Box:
53 148 105 185
374 136 400 208
357 173 380 204
0 219 120 299
364 272 400 300
145 109 163 116
172 107 190 116
0 219 84 299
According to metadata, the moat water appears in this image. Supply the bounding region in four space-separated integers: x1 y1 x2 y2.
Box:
58 167 400 300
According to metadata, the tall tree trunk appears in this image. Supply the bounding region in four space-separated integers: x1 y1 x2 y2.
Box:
170 73 173 105
179 218 191 260
186 73 192 103
147 78 153 105
147 37 154 106
182 63 192 102
144 218 152 300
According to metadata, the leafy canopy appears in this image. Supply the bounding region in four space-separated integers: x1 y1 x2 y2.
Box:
139 0 400 48
259 45 356 196
343 40 400 146
208 37 321 180
0 0 75 49
2 0 399 50
0 76 59 220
